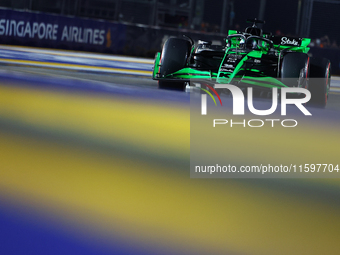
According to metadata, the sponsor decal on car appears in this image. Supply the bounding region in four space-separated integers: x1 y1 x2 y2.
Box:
281 37 299 46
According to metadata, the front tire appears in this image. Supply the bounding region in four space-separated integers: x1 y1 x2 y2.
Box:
158 37 192 91
158 80 186 91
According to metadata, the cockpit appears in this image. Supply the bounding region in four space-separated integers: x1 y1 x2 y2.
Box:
226 19 273 52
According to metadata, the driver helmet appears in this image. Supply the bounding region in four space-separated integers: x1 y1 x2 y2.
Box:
246 38 258 49
239 38 245 49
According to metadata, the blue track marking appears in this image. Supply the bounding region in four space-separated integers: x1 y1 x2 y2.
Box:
0 69 190 104
0 201 183 255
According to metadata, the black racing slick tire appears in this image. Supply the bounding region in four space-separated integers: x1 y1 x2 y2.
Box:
158 37 191 91
281 52 309 88
308 58 331 107
158 80 186 91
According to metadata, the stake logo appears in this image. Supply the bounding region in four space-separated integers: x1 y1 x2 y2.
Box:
200 84 312 128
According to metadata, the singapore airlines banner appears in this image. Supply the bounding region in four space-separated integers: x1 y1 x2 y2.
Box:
0 8 126 54
0 8 227 58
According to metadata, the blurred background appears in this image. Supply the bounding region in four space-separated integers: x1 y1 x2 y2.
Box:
1 0 339 43
1 0 339 72
0 1 340 255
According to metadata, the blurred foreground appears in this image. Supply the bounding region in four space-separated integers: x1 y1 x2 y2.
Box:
0 68 340 255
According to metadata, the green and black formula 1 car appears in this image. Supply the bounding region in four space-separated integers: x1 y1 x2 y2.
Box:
152 19 331 106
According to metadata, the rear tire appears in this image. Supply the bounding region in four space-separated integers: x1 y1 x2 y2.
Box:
309 58 331 107
158 37 191 91
281 52 309 88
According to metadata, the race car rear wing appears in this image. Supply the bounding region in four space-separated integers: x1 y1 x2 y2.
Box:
271 36 302 47
271 36 310 53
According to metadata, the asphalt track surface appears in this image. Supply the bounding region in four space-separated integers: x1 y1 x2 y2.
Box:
1 49 340 255
0 45 153 76
2 65 340 109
